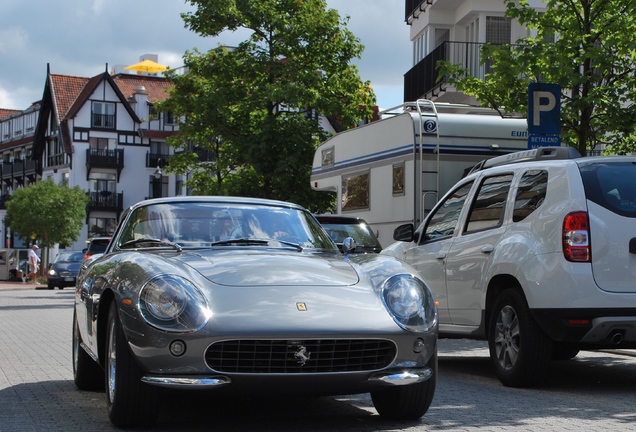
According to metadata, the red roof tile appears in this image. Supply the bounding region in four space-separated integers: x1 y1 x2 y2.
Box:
50 74 90 119
0 109 22 120
112 74 173 104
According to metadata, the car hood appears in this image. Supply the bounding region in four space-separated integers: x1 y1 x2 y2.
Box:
175 250 360 287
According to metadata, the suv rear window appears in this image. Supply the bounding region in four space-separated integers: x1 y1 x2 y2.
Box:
579 161 636 218
513 170 548 222
465 174 513 233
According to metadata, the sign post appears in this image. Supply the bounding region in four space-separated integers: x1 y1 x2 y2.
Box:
527 83 561 148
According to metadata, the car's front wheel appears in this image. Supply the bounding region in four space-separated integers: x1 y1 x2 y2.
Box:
105 302 159 428
72 309 103 391
370 356 436 420
488 288 552 387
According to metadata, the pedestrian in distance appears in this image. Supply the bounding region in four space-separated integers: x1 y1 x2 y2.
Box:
24 244 40 283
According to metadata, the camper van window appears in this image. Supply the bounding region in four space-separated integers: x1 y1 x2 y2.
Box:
393 163 405 195
321 147 334 167
342 171 370 211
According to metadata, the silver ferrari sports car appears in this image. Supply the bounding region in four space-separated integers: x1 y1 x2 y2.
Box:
72 196 438 428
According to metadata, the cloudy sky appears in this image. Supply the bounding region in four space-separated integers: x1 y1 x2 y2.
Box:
0 0 411 111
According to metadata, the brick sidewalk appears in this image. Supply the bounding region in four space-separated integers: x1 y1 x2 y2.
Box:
0 281 48 290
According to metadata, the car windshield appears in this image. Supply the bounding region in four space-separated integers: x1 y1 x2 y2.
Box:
55 251 85 262
321 221 382 249
115 202 337 251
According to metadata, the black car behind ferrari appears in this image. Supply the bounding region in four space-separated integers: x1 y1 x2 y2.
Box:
47 250 84 289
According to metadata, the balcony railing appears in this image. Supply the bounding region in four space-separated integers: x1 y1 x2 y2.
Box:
91 113 115 129
405 0 430 21
86 148 125 181
404 41 500 102
0 159 38 186
47 153 68 168
86 191 124 213
146 153 170 168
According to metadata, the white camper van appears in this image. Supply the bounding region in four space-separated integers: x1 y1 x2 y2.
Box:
310 100 529 245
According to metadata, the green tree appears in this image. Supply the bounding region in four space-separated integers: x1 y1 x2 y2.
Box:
4 180 89 248
158 0 375 212
440 0 636 156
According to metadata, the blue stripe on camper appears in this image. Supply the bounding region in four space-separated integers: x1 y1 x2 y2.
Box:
312 143 524 175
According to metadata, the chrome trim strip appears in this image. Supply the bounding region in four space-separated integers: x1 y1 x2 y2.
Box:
369 368 433 386
141 375 231 389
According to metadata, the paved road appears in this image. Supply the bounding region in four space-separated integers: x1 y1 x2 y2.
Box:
2 285 636 431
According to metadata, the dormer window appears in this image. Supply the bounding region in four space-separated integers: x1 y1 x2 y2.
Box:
92 101 116 129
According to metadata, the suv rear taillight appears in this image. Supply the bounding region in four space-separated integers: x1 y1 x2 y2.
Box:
562 211 590 262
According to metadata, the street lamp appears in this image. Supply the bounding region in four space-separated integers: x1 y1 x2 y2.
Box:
153 159 162 179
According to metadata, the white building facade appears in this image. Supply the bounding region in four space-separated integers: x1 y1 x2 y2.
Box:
403 0 545 104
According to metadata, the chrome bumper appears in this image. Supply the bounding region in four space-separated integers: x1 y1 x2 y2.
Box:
142 375 231 389
142 367 433 389
368 367 433 386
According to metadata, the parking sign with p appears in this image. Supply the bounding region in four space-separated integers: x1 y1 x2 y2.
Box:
528 83 561 135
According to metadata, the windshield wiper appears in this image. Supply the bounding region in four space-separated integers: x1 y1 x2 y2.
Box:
120 237 182 252
210 238 303 251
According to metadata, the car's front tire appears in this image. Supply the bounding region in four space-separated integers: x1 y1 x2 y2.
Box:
106 302 159 428
370 355 436 420
488 288 552 387
72 309 104 391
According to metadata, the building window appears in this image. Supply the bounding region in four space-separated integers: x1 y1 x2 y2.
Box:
148 104 157 120
149 175 169 198
88 217 117 237
25 113 35 132
1 122 10 139
486 16 512 44
89 137 111 150
164 111 175 125
89 173 117 195
342 171 370 212
13 117 23 136
91 102 116 129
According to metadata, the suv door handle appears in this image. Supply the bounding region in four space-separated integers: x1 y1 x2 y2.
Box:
481 245 494 254
436 253 446 260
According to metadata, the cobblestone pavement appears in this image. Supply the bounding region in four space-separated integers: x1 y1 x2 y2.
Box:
1 285 636 431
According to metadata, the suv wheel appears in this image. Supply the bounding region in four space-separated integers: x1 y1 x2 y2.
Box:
488 288 552 388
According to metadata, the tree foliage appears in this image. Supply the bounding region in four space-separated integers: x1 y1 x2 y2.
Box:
4 180 89 248
439 0 636 156
158 0 376 212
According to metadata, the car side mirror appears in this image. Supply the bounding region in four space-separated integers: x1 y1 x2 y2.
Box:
393 224 415 242
342 237 357 254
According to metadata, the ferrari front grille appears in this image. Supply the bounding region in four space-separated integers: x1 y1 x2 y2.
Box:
205 339 397 373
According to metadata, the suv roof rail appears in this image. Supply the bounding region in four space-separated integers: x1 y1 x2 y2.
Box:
468 146 582 175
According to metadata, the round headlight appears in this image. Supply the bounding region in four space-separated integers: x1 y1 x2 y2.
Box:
381 274 437 332
139 275 211 332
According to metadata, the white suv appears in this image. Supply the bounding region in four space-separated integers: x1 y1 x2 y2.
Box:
383 147 636 387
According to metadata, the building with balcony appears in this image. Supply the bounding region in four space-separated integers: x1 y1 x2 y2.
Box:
0 104 41 247
0 56 200 252
403 0 545 105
